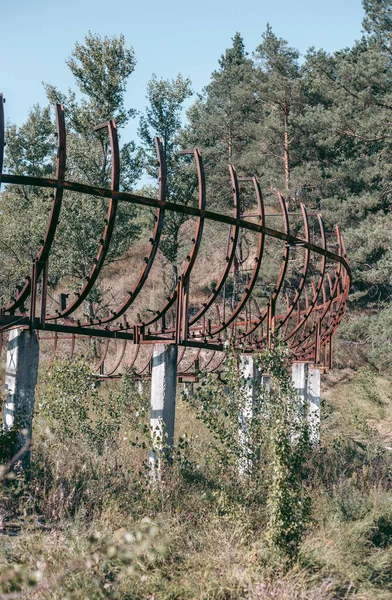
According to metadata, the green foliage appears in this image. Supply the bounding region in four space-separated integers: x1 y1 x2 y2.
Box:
184 33 259 210
183 344 311 560
0 32 143 312
255 347 312 560
0 517 166 597
184 346 262 470
1 350 392 598
38 359 146 455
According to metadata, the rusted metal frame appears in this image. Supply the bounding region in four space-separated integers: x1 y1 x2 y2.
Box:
272 204 310 336
47 331 58 369
186 165 240 338
282 214 327 344
180 347 202 374
102 337 128 377
40 258 49 327
295 271 340 360
38 321 134 340
197 349 216 372
95 338 110 372
85 137 167 328
294 230 350 358
206 176 265 338
285 256 329 353
0 172 351 275
29 261 38 329
175 338 223 351
46 119 120 321
126 342 141 370
294 287 313 353
69 334 76 360
0 104 350 358
282 294 291 338
205 351 226 373
293 229 346 355
332 233 350 331
253 193 290 344
177 345 187 365
328 334 333 369
236 192 291 344
317 270 349 349
174 276 188 344
181 277 190 342
302 236 347 353
314 320 321 364
142 148 208 333
2 105 66 315
134 347 154 376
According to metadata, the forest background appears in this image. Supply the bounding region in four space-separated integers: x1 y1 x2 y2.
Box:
1 0 391 372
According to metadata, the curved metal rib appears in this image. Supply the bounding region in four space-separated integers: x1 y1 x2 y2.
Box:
2 104 66 314
134 346 154 376
142 146 207 330
282 212 326 343
292 227 343 354
179 347 201 374
273 203 311 335
189 164 241 332
102 337 128 377
84 137 167 327
208 176 265 337
237 192 290 342
126 342 140 371
46 119 119 321
95 338 110 372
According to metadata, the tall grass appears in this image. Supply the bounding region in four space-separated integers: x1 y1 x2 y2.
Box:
0 357 392 599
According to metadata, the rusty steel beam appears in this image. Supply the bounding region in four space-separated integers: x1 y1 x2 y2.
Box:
0 98 351 378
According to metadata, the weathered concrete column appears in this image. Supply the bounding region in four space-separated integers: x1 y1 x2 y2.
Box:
307 366 321 445
291 362 307 408
291 363 321 445
182 382 194 398
3 328 39 471
260 375 271 394
239 355 261 475
149 344 178 480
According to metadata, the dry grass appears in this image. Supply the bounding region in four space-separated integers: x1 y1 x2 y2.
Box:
1 362 392 598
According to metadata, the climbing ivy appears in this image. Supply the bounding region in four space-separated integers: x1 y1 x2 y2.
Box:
184 343 312 559
255 346 311 560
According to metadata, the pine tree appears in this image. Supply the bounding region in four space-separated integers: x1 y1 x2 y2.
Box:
184 33 260 210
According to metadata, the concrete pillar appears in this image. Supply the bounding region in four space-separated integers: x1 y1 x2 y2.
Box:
291 363 321 445
307 367 321 445
291 362 307 409
149 344 178 480
3 328 39 471
261 375 271 394
183 382 194 398
239 355 261 475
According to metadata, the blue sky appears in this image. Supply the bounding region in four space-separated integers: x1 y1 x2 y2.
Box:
1 0 365 141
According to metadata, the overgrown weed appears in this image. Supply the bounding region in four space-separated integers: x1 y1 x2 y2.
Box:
1 352 392 598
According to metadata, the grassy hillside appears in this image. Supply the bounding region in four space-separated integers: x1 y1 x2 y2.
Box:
0 357 392 600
